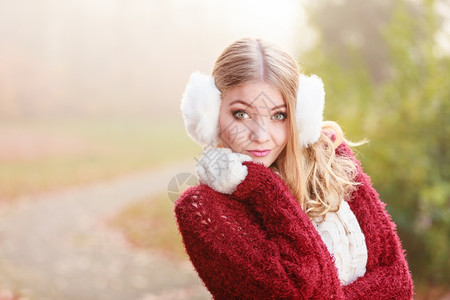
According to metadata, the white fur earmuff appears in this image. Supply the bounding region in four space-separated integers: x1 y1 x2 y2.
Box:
296 74 325 147
180 71 221 147
180 71 325 148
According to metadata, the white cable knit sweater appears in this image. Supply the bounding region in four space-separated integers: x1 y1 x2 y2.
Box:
312 200 368 285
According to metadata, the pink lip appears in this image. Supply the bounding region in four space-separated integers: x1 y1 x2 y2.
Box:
246 149 271 157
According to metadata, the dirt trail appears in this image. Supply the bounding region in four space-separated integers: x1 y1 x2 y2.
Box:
0 160 210 300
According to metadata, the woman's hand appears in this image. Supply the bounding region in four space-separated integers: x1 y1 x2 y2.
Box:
196 147 252 194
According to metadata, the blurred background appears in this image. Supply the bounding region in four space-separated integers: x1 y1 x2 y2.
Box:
0 0 448 299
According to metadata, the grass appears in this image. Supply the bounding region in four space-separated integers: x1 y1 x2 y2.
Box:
0 117 201 201
108 193 188 261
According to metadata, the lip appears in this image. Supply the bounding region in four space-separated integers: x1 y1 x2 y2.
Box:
246 149 271 157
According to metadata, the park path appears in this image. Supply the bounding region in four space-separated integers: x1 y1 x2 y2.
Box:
0 160 211 300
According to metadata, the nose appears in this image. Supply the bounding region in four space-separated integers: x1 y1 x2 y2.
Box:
249 119 270 143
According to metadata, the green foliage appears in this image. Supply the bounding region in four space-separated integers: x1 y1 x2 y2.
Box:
302 0 450 286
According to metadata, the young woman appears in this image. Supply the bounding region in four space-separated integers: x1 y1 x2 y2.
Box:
175 37 413 299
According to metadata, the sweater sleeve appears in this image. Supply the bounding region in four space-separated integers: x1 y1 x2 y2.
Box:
175 162 344 300
336 143 414 299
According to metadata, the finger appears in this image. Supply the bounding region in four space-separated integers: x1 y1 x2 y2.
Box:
234 153 252 162
196 164 207 180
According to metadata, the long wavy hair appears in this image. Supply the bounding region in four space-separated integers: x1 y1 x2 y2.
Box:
212 37 360 220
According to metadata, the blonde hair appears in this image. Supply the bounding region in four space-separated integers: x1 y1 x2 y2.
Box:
212 37 359 221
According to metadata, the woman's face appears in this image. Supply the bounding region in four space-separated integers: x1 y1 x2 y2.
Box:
218 81 288 167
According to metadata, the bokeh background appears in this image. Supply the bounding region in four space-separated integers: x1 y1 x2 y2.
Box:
0 0 448 299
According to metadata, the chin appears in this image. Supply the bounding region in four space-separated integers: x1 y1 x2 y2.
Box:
253 157 274 167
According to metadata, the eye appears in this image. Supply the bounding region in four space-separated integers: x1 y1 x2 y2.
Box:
233 110 250 120
272 112 287 121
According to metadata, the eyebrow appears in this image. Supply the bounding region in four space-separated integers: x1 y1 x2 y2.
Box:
229 100 286 111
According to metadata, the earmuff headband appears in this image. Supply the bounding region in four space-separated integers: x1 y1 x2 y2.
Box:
180 71 325 148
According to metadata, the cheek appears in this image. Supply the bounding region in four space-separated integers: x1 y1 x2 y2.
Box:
218 108 230 138
272 123 289 147
218 109 246 148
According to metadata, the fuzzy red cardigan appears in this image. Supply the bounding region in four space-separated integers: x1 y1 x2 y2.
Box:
175 143 414 299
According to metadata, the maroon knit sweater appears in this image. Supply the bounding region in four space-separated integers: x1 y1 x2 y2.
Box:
175 142 414 299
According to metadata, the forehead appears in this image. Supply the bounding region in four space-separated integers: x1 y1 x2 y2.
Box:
222 81 285 107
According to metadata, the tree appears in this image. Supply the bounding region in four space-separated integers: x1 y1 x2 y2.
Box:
302 0 450 292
